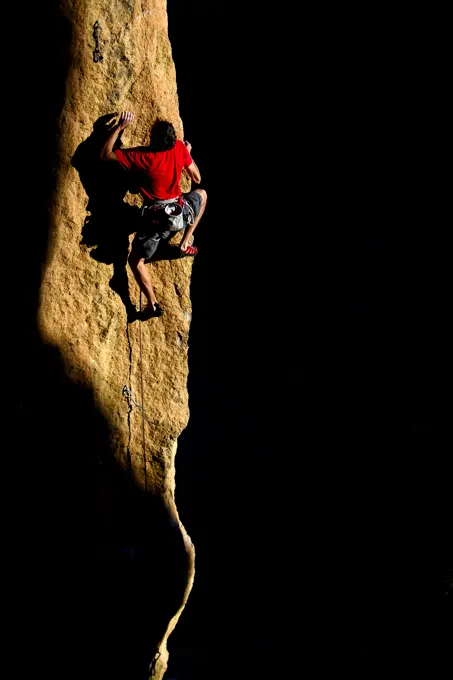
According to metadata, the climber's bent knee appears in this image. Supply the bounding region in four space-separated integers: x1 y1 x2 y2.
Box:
182 189 205 222
195 188 207 205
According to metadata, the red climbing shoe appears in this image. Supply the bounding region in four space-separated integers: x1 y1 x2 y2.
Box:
179 244 198 258
139 303 163 321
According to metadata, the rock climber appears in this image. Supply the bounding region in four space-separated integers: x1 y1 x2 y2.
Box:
100 111 207 320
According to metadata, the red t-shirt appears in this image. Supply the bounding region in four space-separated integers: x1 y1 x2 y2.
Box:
115 139 193 201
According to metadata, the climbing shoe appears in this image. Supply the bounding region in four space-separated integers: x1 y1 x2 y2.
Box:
178 244 198 258
139 303 163 321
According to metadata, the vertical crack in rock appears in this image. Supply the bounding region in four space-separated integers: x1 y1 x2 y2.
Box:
38 2 195 677
125 322 133 470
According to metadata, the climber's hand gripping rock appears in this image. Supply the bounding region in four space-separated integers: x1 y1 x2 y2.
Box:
118 111 134 129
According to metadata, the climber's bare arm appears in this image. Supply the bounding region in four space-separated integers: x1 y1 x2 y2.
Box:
183 141 201 184
100 111 134 161
186 161 201 184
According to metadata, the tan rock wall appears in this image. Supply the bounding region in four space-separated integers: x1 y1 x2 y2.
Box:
38 1 194 676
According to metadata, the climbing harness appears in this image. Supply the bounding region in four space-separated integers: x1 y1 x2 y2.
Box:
141 196 184 232
141 195 194 231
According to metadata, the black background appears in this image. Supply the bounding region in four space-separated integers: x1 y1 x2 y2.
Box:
166 2 452 678
10 2 451 678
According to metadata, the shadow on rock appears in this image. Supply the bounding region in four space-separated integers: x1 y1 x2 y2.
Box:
21 335 191 680
72 114 141 319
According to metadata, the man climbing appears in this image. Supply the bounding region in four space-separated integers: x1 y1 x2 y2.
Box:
100 111 207 319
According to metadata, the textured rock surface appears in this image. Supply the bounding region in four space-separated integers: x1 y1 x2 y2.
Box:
38 1 194 676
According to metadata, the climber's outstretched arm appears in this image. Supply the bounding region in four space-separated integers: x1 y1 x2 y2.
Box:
100 111 134 161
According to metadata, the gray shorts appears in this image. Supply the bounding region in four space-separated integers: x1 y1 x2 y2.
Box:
133 191 203 262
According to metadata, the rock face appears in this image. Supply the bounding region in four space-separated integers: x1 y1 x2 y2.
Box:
38 1 194 677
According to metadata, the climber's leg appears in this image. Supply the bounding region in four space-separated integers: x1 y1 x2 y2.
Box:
180 189 208 252
128 249 159 311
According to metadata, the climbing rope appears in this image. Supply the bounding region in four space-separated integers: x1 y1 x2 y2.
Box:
139 291 147 490
121 293 148 488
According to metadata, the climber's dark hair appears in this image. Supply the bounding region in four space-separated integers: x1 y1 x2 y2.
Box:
150 120 177 151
